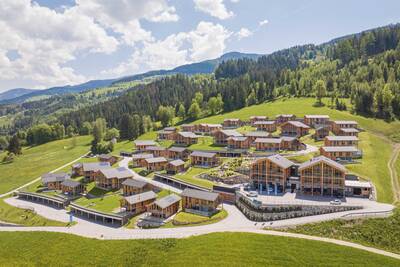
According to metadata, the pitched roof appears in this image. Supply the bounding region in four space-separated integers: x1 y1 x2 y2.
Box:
145 146 167 151
100 167 133 179
227 136 248 142
345 180 372 188
163 127 177 131
42 172 70 183
168 146 187 153
284 121 310 128
98 154 116 160
325 136 359 141
276 114 294 118
245 131 270 138
134 140 156 146
178 131 198 138
254 120 276 125
190 151 217 158
254 138 282 144
181 188 219 201
321 146 359 152
168 159 185 166
122 178 148 188
61 179 81 188
299 156 347 172
304 115 330 119
124 191 157 205
250 115 266 119
219 129 243 137
339 128 359 133
82 162 111 172
131 153 154 160
145 157 168 164
333 120 358 125
153 194 181 209
280 136 297 142
266 154 294 169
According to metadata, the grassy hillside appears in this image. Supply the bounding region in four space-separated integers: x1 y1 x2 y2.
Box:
0 136 91 194
0 232 398 266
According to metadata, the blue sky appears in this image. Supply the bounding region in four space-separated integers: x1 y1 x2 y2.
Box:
0 0 400 92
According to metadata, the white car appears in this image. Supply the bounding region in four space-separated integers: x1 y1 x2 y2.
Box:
330 199 342 205
247 191 258 197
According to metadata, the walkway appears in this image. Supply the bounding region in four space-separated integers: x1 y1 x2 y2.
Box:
388 143 400 203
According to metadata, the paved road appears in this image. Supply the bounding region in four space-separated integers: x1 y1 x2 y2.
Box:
118 157 182 194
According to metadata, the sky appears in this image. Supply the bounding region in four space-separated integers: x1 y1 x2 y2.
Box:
0 0 400 92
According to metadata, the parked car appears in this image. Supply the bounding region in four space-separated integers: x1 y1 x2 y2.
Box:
330 199 342 205
247 191 258 197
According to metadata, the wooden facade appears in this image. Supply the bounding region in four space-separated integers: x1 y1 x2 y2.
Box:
95 167 133 190
181 188 221 216
146 194 181 218
313 126 330 141
166 159 186 174
254 138 281 151
167 147 190 160
223 119 241 128
336 127 359 136
324 136 359 147
98 154 118 165
181 124 196 132
253 121 277 132
132 153 153 168
61 179 84 196
320 146 358 161
174 132 198 146
121 191 157 214
332 120 358 134
213 129 242 145
281 121 310 137
134 140 157 151
275 114 296 125
144 157 168 171
299 156 346 196
227 136 250 149
122 179 153 196
303 115 330 127
190 151 219 167
197 123 222 134
250 116 267 125
145 146 168 157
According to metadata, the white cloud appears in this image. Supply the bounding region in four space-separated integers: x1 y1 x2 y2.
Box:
104 21 232 76
259 19 269 26
236 27 253 40
193 0 234 20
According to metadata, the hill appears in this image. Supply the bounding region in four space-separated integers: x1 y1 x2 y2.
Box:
0 88 37 101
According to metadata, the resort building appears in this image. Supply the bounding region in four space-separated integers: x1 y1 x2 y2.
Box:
122 179 153 196
181 188 221 216
190 151 219 167
146 194 181 218
131 153 154 168
157 129 176 141
250 116 267 125
313 126 330 141
320 146 359 161
120 191 157 214
281 121 310 137
275 114 296 125
223 118 242 128
181 124 196 132
145 146 168 157
324 136 359 147
332 120 358 133
213 129 243 145
42 172 70 190
280 136 303 151
254 138 281 151
144 157 168 171
95 167 133 190
166 159 186 174
197 123 222 134
344 180 372 198
336 127 360 136
245 131 271 143
304 115 330 127
167 147 190 160
134 140 157 151
71 163 84 177
253 121 277 132
298 156 346 197
227 136 250 150
82 162 111 181
98 154 119 165
174 132 199 146
250 154 294 193
61 179 84 196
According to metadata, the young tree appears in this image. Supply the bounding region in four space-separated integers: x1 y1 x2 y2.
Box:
0 136 9 151
92 118 107 143
66 125 75 137
80 121 93 135
157 105 175 128
131 114 143 139
177 103 186 119
188 101 201 119
119 114 134 140
105 128 120 141
7 135 21 155
314 80 326 106
142 115 153 133
194 92 204 106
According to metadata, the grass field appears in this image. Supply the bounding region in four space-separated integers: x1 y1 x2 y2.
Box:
173 167 215 189
73 193 121 213
282 207 400 254
163 209 228 228
0 232 398 266
0 136 91 195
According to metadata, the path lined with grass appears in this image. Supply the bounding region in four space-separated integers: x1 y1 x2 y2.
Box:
388 144 400 203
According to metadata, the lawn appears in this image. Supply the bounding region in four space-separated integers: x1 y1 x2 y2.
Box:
163 209 228 228
0 232 398 266
73 193 122 213
189 136 225 151
0 197 68 226
173 167 215 189
282 207 400 255
0 135 91 195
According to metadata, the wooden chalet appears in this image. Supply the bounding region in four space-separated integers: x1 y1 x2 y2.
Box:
249 116 267 125
227 136 250 149
147 194 181 218
157 129 176 140
82 162 111 181
61 179 84 196
167 146 190 160
181 188 221 216
345 180 372 198
41 172 70 190
332 120 358 134
324 136 359 147
245 131 271 143
120 191 157 214
250 155 294 193
275 114 296 125
223 118 242 128
254 138 282 151
280 136 303 151
281 121 310 137
71 163 84 177
144 157 168 171
134 140 157 151
174 132 199 146
253 120 277 132
98 154 119 165
213 129 242 145
190 151 219 167
197 123 222 134
132 153 154 167
320 146 359 161
304 115 330 127
145 146 168 157
95 167 133 190
336 127 359 136
298 156 346 196
166 159 186 174
313 126 330 141
181 124 196 132
122 178 153 196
